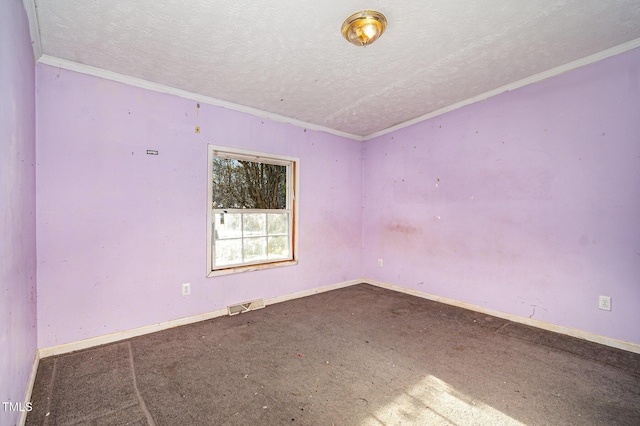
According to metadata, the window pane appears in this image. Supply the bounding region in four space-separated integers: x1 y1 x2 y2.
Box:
267 213 289 235
214 213 242 239
208 147 297 273
212 158 287 209
243 237 267 262
215 239 242 266
212 211 291 268
268 236 289 259
243 213 266 237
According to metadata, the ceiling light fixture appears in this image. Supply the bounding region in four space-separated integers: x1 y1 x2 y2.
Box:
341 10 387 47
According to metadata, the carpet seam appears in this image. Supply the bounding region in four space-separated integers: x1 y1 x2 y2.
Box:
495 322 511 334
41 358 57 426
63 402 141 426
128 342 157 426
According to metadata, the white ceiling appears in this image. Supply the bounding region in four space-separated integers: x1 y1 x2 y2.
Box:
27 0 640 140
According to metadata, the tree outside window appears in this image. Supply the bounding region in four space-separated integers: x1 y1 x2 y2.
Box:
207 147 298 275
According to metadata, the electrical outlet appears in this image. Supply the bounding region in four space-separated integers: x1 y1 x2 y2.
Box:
182 283 191 296
598 295 611 311
378 259 383 268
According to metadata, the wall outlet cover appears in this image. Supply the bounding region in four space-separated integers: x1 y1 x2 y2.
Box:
598 295 611 311
182 283 191 296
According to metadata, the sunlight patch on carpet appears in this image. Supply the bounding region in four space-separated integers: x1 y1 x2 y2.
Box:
365 375 525 426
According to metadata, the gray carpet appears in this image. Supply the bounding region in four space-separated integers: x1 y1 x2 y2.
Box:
26 284 640 425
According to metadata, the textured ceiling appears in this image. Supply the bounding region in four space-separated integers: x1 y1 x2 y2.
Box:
29 0 640 139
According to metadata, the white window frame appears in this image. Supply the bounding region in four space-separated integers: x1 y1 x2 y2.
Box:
207 145 299 277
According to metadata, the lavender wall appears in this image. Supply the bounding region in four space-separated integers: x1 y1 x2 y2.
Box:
34 39 639 350
0 0 38 422
363 48 640 344
35 65 363 348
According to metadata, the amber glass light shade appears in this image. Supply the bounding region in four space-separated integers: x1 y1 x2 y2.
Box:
341 10 387 46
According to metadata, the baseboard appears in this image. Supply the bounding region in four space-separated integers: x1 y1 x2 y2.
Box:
265 279 363 305
38 279 362 358
38 307 228 358
363 278 640 355
38 277 640 358
19 352 39 426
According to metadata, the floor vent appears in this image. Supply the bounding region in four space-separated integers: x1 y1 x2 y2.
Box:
227 299 265 316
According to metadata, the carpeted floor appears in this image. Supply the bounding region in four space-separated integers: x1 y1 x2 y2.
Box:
26 284 640 425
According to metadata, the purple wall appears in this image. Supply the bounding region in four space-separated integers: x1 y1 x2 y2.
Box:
34 41 639 349
0 0 38 422
364 48 640 344
35 65 363 348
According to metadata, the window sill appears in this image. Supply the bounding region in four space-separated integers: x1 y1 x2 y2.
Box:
207 259 298 277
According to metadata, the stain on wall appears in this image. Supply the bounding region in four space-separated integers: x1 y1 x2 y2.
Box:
364 48 640 344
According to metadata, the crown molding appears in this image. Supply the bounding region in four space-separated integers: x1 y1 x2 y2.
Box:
36 55 365 142
34 37 640 143
22 0 42 60
364 38 640 141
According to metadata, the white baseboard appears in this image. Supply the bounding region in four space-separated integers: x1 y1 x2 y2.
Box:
265 279 363 305
19 352 39 426
37 278 640 358
38 307 228 358
363 278 640 355
37 279 362 358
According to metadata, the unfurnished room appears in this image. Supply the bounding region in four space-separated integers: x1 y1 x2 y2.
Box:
2 1 640 425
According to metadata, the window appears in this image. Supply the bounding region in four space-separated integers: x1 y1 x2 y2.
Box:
207 146 298 276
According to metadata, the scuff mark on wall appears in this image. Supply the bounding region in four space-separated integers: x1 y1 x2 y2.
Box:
387 223 419 234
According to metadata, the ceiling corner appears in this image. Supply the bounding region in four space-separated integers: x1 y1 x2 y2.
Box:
22 0 42 61
363 38 640 141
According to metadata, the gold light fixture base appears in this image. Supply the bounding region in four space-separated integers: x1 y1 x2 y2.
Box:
341 10 387 47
